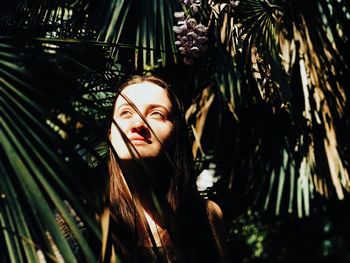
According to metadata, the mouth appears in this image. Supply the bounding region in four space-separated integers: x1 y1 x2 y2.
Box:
129 136 151 144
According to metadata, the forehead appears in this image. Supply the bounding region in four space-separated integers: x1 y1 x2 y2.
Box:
115 81 173 109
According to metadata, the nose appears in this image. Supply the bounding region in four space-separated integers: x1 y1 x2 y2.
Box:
130 117 148 135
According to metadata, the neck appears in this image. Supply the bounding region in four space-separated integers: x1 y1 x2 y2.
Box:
118 158 173 226
119 157 172 194
142 209 172 247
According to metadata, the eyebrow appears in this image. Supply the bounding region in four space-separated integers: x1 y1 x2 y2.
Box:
116 103 171 114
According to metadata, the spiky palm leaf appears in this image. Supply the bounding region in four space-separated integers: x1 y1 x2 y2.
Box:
0 0 184 261
1 0 350 261
183 0 350 217
0 41 107 261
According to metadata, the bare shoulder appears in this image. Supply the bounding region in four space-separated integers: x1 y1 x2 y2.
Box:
206 199 223 218
205 199 231 262
205 200 225 235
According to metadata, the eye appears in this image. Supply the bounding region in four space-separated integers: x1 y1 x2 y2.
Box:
119 110 133 119
149 111 165 119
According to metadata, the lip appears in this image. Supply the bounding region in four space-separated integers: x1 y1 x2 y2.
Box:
129 136 151 144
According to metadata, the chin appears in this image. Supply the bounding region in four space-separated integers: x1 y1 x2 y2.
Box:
117 152 161 160
114 144 163 159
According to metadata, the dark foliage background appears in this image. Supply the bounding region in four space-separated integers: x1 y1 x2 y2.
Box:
1 0 350 262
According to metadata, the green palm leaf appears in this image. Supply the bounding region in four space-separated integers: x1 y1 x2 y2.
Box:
183 0 350 217
0 40 109 261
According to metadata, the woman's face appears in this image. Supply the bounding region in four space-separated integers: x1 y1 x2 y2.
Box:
110 81 175 160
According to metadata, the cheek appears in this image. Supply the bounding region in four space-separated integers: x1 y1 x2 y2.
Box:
110 121 128 145
157 123 175 146
110 122 133 159
110 124 120 146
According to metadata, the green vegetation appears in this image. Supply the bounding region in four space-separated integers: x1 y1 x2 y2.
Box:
0 0 349 262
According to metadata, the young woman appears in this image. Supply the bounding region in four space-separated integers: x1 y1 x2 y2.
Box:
106 75 229 262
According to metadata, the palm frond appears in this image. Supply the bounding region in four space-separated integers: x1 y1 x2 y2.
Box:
181 0 350 217
0 40 109 261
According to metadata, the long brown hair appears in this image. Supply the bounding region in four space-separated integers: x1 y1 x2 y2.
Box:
107 75 217 262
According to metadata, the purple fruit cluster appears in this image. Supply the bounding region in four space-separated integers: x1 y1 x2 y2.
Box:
173 11 208 65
